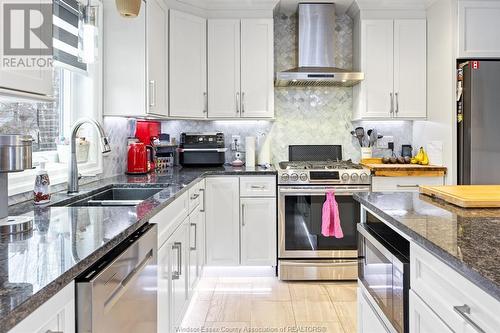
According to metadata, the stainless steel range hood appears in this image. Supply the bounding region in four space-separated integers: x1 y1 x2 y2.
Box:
275 3 364 87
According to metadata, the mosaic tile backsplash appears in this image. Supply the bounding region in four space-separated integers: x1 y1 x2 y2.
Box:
161 10 412 163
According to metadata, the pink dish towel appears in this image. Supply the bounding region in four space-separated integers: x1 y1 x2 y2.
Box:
321 191 344 238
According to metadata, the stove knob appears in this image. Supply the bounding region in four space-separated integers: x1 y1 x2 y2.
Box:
360 173 369 182
290 173 299 181
299 173 308 181
280 173 290 182
341 173 350 181
351 173 359 181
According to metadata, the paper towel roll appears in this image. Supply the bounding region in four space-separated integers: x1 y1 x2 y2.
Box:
245 136 256 167
257 133 271 165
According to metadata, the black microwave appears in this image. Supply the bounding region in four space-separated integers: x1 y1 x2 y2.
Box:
358 212 410 333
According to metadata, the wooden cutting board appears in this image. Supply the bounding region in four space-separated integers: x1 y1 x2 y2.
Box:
361 160 447 177
420 185 500 208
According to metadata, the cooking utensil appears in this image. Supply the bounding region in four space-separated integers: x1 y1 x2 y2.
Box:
354 127 365 147
369 129 378 147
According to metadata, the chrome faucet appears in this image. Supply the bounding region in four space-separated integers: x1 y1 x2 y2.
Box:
68 118 111 194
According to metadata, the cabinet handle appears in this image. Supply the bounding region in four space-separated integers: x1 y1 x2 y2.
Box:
396 184 419 188
453 305 486 333
390 92 394 116
203 92 208 113
172 242 182 279
241 92 245 113
395 92 399 115
45 331 63 333
190 193 199 200
251 185 266 189
236 92 240 114
199 188 205 212
190 223 197 250
241 203 245 226
149 80 156 107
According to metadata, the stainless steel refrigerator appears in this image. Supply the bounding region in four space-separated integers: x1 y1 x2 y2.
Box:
458 60 500 185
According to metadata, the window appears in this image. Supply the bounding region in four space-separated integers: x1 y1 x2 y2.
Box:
6 0 103 196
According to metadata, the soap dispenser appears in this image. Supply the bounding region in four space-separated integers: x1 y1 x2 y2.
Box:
34 161 51 204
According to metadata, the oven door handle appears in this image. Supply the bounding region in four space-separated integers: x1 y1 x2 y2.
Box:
357 224 395 265
279 187 369 195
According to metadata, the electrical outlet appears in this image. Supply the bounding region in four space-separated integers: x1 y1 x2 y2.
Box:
231 135 241 151
376 135 394 149
235 152 242 159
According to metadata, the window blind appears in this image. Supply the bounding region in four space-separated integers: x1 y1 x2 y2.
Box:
53 0 87 71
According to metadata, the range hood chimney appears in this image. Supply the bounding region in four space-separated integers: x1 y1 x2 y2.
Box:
275 3 364 87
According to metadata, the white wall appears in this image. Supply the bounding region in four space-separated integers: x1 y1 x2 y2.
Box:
413 0 456 184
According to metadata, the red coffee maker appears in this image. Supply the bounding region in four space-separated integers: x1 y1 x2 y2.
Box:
127 142 153 174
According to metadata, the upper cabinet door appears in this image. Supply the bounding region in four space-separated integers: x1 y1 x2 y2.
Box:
103 0 146 116
146 0 168 117
208 19 241 118
169 10 207 118
393 19 426 119
360 20 394 119
459 1 500 58
240 19 274 118
0 0 53 98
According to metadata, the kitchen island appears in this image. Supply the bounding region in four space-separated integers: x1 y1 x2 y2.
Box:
354 191 500 332
0 166 275 333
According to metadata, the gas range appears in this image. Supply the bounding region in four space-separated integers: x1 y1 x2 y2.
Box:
277 159 371 185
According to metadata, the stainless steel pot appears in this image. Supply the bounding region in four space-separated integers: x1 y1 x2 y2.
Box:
0 134 33 173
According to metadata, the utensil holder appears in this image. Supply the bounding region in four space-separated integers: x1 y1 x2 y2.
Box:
361 147 373 159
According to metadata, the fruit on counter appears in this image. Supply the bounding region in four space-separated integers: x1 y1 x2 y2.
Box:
411 147 430 165
382 156 391 164
397 156 405 164
390 156 397 164
404 156 411 164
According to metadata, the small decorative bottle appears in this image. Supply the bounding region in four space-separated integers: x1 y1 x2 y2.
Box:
34 162 51 204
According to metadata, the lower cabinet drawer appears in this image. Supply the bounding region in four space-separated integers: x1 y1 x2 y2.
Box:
409 290 452 333
372 176 444 192
240 176 276 197
150 191 189 247
410 242 500 333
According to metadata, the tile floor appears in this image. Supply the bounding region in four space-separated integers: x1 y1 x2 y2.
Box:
180 268 358 333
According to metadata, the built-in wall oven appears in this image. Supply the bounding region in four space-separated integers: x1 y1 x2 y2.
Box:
358 211 410 333
278 185 368 280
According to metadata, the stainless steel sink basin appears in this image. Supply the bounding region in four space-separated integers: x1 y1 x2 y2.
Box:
52 186 166 207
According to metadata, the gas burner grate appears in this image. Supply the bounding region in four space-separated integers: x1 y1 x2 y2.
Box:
279 159 363 170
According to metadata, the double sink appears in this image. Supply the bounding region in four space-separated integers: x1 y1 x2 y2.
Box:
52 185 168 207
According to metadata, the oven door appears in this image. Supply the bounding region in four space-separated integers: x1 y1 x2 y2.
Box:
278 186 367 259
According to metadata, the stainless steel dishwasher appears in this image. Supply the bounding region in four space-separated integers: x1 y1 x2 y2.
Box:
77 223 157 333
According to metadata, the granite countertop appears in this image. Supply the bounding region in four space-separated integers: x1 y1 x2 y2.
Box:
354 192 500 302
0 165 275 333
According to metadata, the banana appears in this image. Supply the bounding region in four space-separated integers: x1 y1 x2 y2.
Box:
410 158 418 164
414 147 424 163
420 148 429 165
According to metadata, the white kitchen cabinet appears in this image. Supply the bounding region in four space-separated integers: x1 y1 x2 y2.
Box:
357 19 394 119
169 10 207 118
146 0 168 116
158 218 189 333
240 19 274 118
188 208 203 293
208 19 241 118
205 177 240 265
409 290 452 333
9 282 75 333
0 0 53 100
240 197 276 266
371 176 444 192
410 242 500 333
393 19 427 118
354 19 426 120
207 19 274 119
459 1 500 58
103 0 168 117
358 286 389 333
